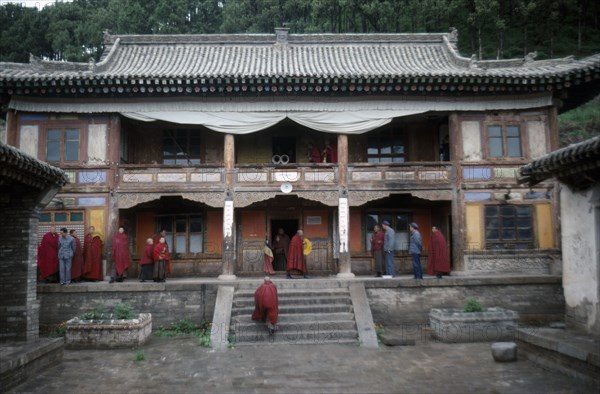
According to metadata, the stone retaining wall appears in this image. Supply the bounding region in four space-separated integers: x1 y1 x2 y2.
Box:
36 276 564 335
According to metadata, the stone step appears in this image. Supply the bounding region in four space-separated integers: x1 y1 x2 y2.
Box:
231 327 359 345
231 312 356 324
233 295 352 308
233 288 350 298
233 337 358 347
232 317 357 332
234 279 351 290
231 303 354 316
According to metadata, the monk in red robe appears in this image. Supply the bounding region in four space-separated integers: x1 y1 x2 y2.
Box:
110 226 130 283
153 236 170 282
139 238 154 282
83 226 103 281
38 226 59 282
251 276 279 335
306 142 322 163
428 226 451 278
263 241 275 275
323 139 338 163
152 229 167 246
69 229 84 282
286 230 308 279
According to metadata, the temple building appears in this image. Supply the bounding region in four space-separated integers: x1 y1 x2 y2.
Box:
1 28 599 279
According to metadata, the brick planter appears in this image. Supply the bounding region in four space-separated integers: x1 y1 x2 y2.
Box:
429 308 519 343
65 313 152 349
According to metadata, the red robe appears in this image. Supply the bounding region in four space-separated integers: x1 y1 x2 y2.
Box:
153 242 171 273
251 281 279 325
427 231 451 275
286 234 307 273
38 232 59 279
325 145 338 163
83 232 103 280
71 235 84 280
263 246 275 275
140 243 154 266
111 233 130 276
307 146 322 163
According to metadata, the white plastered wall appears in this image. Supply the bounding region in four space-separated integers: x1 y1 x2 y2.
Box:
561 184 600 334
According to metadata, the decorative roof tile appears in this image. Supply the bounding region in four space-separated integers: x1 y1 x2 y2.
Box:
519 136 600 189
0 142 69 189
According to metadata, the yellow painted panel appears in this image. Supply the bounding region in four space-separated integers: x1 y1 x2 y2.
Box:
465 204 482 250
535 203 554 249
88 208 105 240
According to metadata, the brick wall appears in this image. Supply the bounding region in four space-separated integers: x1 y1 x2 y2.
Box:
366 276 564 328
0 192 40 342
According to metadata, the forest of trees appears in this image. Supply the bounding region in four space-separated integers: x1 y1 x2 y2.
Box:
0 0 599 63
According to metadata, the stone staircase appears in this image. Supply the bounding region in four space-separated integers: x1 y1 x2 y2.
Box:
229 280 359 346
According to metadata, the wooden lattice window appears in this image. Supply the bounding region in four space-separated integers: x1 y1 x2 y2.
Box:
484 205 533 249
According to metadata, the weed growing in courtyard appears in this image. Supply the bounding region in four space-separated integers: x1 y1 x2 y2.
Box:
463 298 485 313
134 350 145 362
154 319 211 338
227 333 236 349
374 323 385 341
48 321 68 338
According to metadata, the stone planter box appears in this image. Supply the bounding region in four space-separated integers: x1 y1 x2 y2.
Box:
65 313 152 349
429 308 519 343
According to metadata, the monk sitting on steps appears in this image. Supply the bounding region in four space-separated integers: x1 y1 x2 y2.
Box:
251 277 279 335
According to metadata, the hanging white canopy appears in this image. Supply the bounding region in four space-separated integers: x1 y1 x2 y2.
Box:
120 110 419 134
9 94 553 135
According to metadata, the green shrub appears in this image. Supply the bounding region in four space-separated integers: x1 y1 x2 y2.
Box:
463 299 485 313
80 305 108 320
113 303 135 320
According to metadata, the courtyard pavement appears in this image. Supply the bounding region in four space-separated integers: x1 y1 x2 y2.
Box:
9 333 599 393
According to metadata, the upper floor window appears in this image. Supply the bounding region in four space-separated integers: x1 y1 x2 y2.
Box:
485 205 532 249
488 125 521 158
46 128 80 163
367 129 405 163
365 212 411 252
163 130 201 165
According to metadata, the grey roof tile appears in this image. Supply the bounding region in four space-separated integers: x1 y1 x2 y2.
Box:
1 32 598 82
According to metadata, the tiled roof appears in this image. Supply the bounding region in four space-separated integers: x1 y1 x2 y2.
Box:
0 142 69 189
1 31 598 81
519 136 600 189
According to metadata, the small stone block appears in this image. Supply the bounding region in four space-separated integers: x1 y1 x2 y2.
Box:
549 322 566 329
380 334 416 346
491 342 517 362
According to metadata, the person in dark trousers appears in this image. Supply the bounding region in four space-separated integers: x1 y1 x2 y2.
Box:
382 220 396 277
409 222 423 279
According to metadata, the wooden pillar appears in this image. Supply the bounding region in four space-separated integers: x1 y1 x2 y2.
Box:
336 134 354 278
106 115 121 279
449 114 464 271
548 106 560 151
5 109 18 146
220 134 236 279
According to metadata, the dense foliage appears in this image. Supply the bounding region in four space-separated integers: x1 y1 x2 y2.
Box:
1 0 599 63
559 97 600 147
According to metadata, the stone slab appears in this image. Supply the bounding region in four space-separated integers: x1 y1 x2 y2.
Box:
349 283 378 348
211 285 234 351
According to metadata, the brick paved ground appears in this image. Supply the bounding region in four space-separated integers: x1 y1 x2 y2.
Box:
9 333 598 394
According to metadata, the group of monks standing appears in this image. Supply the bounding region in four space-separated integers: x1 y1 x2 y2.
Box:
38 225 103 283
263 228 310 279
138 229 171 283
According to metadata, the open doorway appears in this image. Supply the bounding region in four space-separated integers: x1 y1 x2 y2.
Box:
270 219 298 271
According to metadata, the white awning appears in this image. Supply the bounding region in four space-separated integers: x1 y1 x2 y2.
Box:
9 94 552 135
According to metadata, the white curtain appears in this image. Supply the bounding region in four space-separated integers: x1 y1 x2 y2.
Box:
121 109 423 134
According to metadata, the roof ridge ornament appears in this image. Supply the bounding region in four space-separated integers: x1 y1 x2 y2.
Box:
448 27 458 42
88 57 97 72
103 29 113 44
275 27 289 44
524 51 537 63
